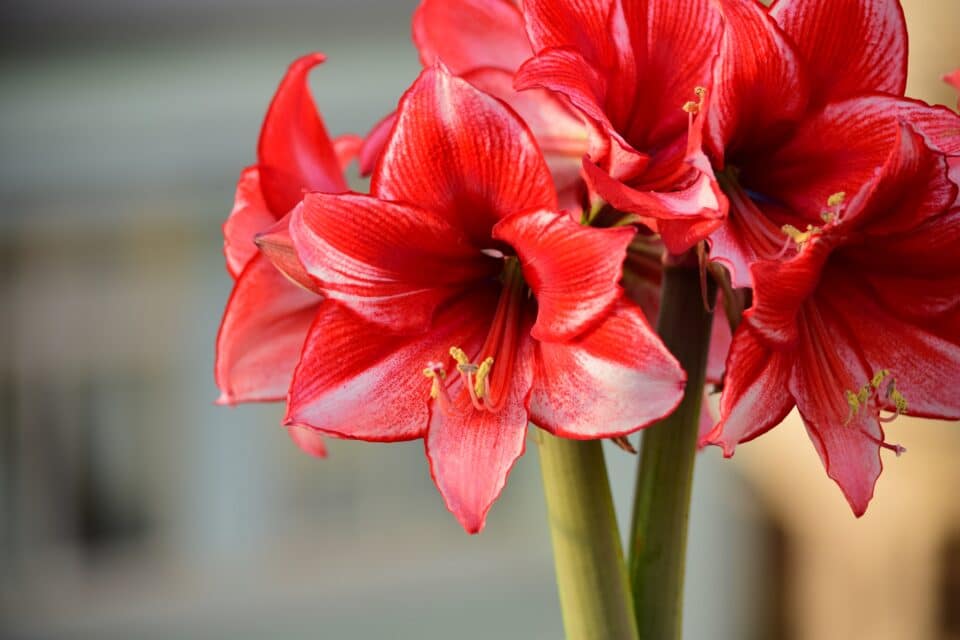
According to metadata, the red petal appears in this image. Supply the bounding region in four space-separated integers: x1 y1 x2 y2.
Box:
372 66 557 245
529 299 685 439
413 0 531 75
253 208 323 294
358 113 397 176
843 122 957 234
885 96 960 157
745 96 901 227
823 275 960 421
287 425 328 458
291 193 493 333
769 0 907 105
789 303 884 517
426 329 535 534
706 0 808 164
223 167 275 279
215 254 320 405
493 209 634 341
287 291 498 443
702 325 794 454
257 53 348 215
582 157 724 254
746 239 831 348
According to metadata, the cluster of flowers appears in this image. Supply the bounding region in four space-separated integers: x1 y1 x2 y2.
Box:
216 0 960 533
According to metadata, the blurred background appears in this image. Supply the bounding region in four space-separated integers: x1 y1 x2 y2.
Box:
0 1 957 638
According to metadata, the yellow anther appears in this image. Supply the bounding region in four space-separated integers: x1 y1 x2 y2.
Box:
694 86 707 97
423 367 446 399
781 223 820 245
827 192 847 208
682 101 700 114
845 389 862 423
891 389 909 415
871 369 891 389
449 346 470 367
820 211 836 224
474 357 494 398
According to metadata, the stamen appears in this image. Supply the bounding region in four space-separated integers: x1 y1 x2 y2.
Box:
842 369 910 434
423 364 455 413
474 357 494 399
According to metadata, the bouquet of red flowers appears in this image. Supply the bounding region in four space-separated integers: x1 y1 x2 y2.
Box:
215 1 960 636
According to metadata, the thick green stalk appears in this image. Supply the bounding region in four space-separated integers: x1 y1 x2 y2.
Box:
629 263 715 639
537 432 640 640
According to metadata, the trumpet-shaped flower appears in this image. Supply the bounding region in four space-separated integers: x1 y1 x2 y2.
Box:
286 66 685 532
705 121 960 515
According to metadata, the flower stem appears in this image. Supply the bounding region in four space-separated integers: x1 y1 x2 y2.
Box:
536 432 640 640
628 261 715 639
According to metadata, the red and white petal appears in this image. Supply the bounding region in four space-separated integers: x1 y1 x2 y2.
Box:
823 276 960 421
257 53 348 215
706 0 808 164
529 299 685 439
789 303 886 517
223 167 275 279
372 66 557 245
413 0 531 75
769 0 907 105
522 0 618 66
702 325 795 454
215 254 320 405
620 0 724 148
287 425 328 458
287 291 497 443
426 326 535 534
462 67 589 203
291 193 493 333
494 209 634 341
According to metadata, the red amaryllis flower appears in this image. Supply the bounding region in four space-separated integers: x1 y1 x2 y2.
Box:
215 53 359 457
704 121 960 515
285 66 685 533
360 0 591 212
514 0 726 252
704 0 915 287
946 69 960 110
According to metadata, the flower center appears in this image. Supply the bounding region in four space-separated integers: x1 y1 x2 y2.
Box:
716 166 792 258
423 258 527 415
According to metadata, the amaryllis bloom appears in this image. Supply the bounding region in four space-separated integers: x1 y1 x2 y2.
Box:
704 0 918 287
285 65 685 533
514 0 726 253
705 121 960 515
215 53 359 457
946 69 960 110
360 0 591 212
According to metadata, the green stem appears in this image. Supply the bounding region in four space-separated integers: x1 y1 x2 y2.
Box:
537 432 640 640
628 263 715 639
